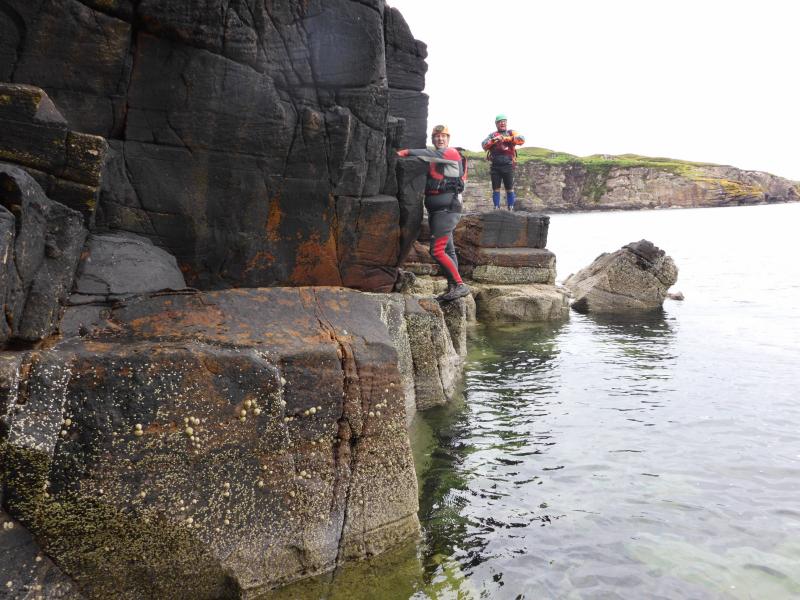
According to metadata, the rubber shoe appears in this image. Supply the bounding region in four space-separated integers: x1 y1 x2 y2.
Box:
439 283 470 302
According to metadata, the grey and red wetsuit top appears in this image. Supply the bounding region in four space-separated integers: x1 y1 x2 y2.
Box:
405 147 467 212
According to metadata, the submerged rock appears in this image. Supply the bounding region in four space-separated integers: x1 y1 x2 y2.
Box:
564 240 678 313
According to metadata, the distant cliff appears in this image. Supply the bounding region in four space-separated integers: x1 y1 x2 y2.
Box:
463 148 800 212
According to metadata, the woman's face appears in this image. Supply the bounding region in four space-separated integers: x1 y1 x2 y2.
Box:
432 133 449 149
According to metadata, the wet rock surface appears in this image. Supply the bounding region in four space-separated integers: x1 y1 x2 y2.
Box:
0 1 429 291
0 164 87 344
69 232 187 304
0 83 108 227
472 283 570 323
0 504 85 600
564 239 679 313
1 287 421 598
404 296 461 410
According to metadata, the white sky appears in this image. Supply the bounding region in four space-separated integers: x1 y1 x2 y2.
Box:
387 0 800 181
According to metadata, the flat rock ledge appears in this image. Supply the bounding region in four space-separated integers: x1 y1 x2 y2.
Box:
405 275 568 325
472 283 570 323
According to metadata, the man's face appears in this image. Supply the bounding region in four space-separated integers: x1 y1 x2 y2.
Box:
496 119 507 131
432 133 449 149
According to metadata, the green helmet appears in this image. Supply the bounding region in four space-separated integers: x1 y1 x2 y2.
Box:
495 113 507 122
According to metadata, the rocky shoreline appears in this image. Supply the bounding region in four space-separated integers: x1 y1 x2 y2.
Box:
0 1 705 597
0 72 569 595
0 215 569 598
462 153 800 213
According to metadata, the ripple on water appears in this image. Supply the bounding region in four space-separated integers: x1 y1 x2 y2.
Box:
413 305 800 599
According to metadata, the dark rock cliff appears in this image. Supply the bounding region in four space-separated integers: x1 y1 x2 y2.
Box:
1 0 428 291
0 2 445 597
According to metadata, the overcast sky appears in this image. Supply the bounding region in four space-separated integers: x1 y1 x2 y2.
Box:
387 0 800 181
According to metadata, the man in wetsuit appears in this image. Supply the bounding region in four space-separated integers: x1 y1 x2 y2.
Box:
397 125 470 302
481 114 525 210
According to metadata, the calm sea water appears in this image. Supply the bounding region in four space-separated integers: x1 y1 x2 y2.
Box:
267 203 800 600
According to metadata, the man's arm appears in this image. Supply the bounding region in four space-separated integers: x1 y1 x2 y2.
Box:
481 131 504 150
505 130 525 146
396 148 460 177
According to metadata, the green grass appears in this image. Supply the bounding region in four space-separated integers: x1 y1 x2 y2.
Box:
466 147 733 185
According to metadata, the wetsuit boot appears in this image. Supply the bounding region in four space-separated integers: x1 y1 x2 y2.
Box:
436 280 457 301
440 283 470 302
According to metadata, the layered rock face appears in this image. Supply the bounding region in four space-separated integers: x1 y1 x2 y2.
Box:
464 160 800 212
0 0 429 292
404 211 569 323
0 84 108 225
564 240 678 313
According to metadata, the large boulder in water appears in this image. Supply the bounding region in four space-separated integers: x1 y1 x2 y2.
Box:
564 239 678 313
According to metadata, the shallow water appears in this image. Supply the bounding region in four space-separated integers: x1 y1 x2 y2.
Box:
268 203 800 599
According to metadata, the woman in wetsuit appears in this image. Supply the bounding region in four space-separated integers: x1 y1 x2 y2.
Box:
397 124 470 302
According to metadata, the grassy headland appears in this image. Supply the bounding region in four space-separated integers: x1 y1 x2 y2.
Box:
462 147 717 180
